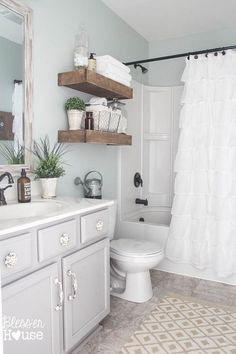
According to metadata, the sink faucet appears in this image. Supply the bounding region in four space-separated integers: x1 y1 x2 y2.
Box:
0 172 14 206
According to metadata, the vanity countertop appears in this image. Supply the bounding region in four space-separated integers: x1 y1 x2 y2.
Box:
0 197 115 236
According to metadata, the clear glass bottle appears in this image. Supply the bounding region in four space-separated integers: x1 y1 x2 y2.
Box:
74 26 89 70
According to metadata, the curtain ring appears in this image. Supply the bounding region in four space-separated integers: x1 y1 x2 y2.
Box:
222 50 226 55
187 54 190 60
205 52 208 58
194 54 198 59
214 52 218 56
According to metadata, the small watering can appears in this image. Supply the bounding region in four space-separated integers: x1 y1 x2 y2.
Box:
74 170 103 199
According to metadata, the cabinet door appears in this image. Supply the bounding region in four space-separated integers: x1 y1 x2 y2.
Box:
2 263 61 354
63 238 110 351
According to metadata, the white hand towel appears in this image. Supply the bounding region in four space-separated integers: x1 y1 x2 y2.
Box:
97 66 132 82
89 97 107 106
96 55 130 74
86 104 109 112
97 71 131 87
12 82 23 151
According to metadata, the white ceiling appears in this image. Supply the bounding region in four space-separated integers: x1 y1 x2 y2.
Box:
101 0 236 42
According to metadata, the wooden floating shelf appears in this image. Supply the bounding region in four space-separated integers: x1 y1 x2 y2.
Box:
58 69 133 100
58 130 132 146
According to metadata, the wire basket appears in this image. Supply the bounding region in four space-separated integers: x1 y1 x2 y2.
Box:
85 110 122 133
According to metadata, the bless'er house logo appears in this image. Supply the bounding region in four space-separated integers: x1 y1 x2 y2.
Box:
3 316 45 342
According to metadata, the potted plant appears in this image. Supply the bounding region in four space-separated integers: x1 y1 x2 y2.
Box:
65 96 85 130
0 141 24 164
32 136 68 198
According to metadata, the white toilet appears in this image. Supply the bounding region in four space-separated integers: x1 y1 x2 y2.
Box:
110 238 164 303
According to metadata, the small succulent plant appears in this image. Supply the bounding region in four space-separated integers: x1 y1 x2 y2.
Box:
65 97 85 111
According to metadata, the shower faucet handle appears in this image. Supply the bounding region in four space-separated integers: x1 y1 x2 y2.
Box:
134 173 143 187
135 198 148 206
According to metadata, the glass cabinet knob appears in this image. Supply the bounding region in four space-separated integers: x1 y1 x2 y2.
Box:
4 252 18 268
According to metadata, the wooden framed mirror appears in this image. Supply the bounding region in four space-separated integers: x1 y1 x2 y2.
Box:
0 0 32 173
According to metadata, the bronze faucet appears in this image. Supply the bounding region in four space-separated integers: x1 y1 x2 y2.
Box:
0 172 14 206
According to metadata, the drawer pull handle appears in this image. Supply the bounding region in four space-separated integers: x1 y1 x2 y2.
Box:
67 270 78 301
54 278 64 311
4 252 18 268
60 233 70 246
96 220 104 232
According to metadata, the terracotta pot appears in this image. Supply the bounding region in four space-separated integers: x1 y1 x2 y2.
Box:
40 178 58 199
67 110 84 130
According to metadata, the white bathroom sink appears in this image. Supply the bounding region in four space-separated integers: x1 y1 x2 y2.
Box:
0 200 67 220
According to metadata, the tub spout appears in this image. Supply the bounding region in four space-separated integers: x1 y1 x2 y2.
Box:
135 198 148 206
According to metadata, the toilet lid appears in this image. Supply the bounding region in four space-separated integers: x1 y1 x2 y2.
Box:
110 238 162 257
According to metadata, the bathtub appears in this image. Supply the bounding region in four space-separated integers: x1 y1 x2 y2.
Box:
116 206 170 248
127 206 171 226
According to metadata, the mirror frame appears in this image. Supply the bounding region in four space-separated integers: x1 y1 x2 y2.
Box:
0 0 32 174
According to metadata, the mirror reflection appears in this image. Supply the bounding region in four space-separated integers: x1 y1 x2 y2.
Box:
0 4 24 165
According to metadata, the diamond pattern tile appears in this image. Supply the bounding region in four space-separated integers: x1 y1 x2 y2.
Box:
119 295 236 354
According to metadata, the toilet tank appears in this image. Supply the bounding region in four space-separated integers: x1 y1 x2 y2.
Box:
108 201 117 240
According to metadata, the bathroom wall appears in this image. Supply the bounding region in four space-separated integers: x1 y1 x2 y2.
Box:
15 0 148 198
148 28 236 86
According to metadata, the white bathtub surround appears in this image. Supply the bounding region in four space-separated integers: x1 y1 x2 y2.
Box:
166 50 236 278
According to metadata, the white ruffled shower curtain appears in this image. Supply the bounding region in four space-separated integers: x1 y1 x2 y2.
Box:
166 50 236 278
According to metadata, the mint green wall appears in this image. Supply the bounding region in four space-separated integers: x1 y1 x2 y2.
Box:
148 28 236 86
17 0 148 198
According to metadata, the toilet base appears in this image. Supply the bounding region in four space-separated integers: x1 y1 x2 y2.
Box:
111 270 153 303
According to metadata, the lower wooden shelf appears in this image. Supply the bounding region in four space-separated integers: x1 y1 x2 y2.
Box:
58 130 132 145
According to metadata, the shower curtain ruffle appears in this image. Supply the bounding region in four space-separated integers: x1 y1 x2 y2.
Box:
166 51 236 277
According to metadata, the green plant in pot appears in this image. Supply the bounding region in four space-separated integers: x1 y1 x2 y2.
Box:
65 96 85 130
33 136 68 198
0 141 24 164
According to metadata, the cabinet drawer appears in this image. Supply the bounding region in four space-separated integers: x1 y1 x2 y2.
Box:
81 209 109 244
38 219 77 262
0 233 32 278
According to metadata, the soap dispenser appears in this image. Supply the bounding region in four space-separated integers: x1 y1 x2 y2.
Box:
17 168 31 203
88 53 96 72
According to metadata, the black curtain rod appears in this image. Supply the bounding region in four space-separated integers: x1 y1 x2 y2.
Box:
124 44 236 66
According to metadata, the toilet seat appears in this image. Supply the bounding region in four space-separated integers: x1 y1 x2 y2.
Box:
110 238 162 257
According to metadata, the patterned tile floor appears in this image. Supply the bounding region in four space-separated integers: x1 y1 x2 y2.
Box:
77 270 236 354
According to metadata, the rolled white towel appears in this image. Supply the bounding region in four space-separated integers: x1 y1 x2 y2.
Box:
96 55 130 74
89 97 107 106
86 104 109 112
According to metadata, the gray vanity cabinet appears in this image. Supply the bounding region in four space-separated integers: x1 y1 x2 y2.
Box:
1 201 114 354
2 263 61 354
62 238 110 351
